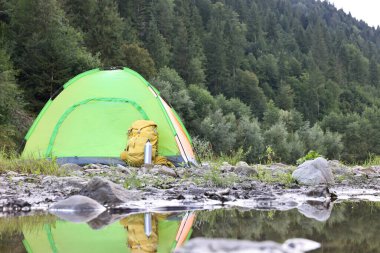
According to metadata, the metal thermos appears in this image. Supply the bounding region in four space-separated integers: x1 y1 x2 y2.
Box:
144 140 152 165
144 212 152 238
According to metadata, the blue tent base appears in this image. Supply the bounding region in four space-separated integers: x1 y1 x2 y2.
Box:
55 156 187 167
56 157 125 166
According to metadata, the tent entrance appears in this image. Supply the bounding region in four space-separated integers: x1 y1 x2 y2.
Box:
46 98 148 158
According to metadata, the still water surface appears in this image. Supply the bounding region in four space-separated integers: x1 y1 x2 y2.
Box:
0 201 379 253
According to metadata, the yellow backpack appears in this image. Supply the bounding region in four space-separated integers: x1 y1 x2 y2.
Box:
120 120 158 167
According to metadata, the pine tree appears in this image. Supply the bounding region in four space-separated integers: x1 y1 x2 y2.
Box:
10 0 100 110
60 0 95 32
224 9 246 85
151 0 174 40
85 0 124 66
204 3 228 93
369 57 380 87
146 17 171 69
172 0 206 84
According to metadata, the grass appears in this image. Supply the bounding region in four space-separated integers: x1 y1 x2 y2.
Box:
213 148 250 166
124 170 177 189
0 214 56 237
256 165 295 187
363 154 380 166
203 165 239 187
192 137 249 166
0 149 65 176
124 171 144 189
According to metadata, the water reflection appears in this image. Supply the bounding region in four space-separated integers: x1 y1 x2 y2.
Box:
193 202 380 253
120 212 195 253
0 201 380 253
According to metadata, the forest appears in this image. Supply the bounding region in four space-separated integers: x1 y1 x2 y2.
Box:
0 0 379 164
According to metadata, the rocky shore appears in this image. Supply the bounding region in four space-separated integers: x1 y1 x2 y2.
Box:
1 158 380 217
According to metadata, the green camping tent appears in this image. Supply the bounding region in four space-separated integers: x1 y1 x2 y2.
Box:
22 67 196 166
23 218 185 253
23 212 195 253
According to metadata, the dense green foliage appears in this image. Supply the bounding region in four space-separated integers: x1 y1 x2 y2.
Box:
1 0 380 163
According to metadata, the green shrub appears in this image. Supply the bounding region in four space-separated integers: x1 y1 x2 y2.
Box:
192 136 214 161
296 150 321 165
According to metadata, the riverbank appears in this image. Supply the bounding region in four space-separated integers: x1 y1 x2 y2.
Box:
1 159 380 217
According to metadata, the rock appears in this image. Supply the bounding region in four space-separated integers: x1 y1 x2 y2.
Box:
174 168 187 178
3 199 31 211
191 168 206 176
41 176 88 191
49 195 105 211
49 195 106 223
9 176 24 183
116 164 131 175
60 163 82 171
158 166 177 177
84 169 103 175
220 162 233 173
217 188 230 195
354 166 380 178
328 160 351 177
282 238 321 253
176 238 320 253
137 167 149 175
370 166 380 173
79 177 142 205
6 171 18 176
100 165 111 170
292 158 334 185
236 161 249 167
234 161 258 177
87 211 126 229
266 163 293 175
201 162 211 170
297 200 333 222
204 191 230 202
306 186 332 198
83 164 102 170
352 166 365 174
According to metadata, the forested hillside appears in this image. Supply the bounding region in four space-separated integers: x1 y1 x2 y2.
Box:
1 0 380 163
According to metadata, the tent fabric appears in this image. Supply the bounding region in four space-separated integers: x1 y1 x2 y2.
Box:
23 221 128 253
22 67 196 166
22 214 192 253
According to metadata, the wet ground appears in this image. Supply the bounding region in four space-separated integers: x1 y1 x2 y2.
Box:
0 201 379 253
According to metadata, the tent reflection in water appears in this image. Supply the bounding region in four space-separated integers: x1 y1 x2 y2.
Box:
22 67 196 167
120 212 196 253
22 212 196 253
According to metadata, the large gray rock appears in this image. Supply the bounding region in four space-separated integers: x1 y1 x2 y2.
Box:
49 195 106 223
79 177 142 205
87 211 127 230
292 158 334 185
297 200 333 222
176 238 320 253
